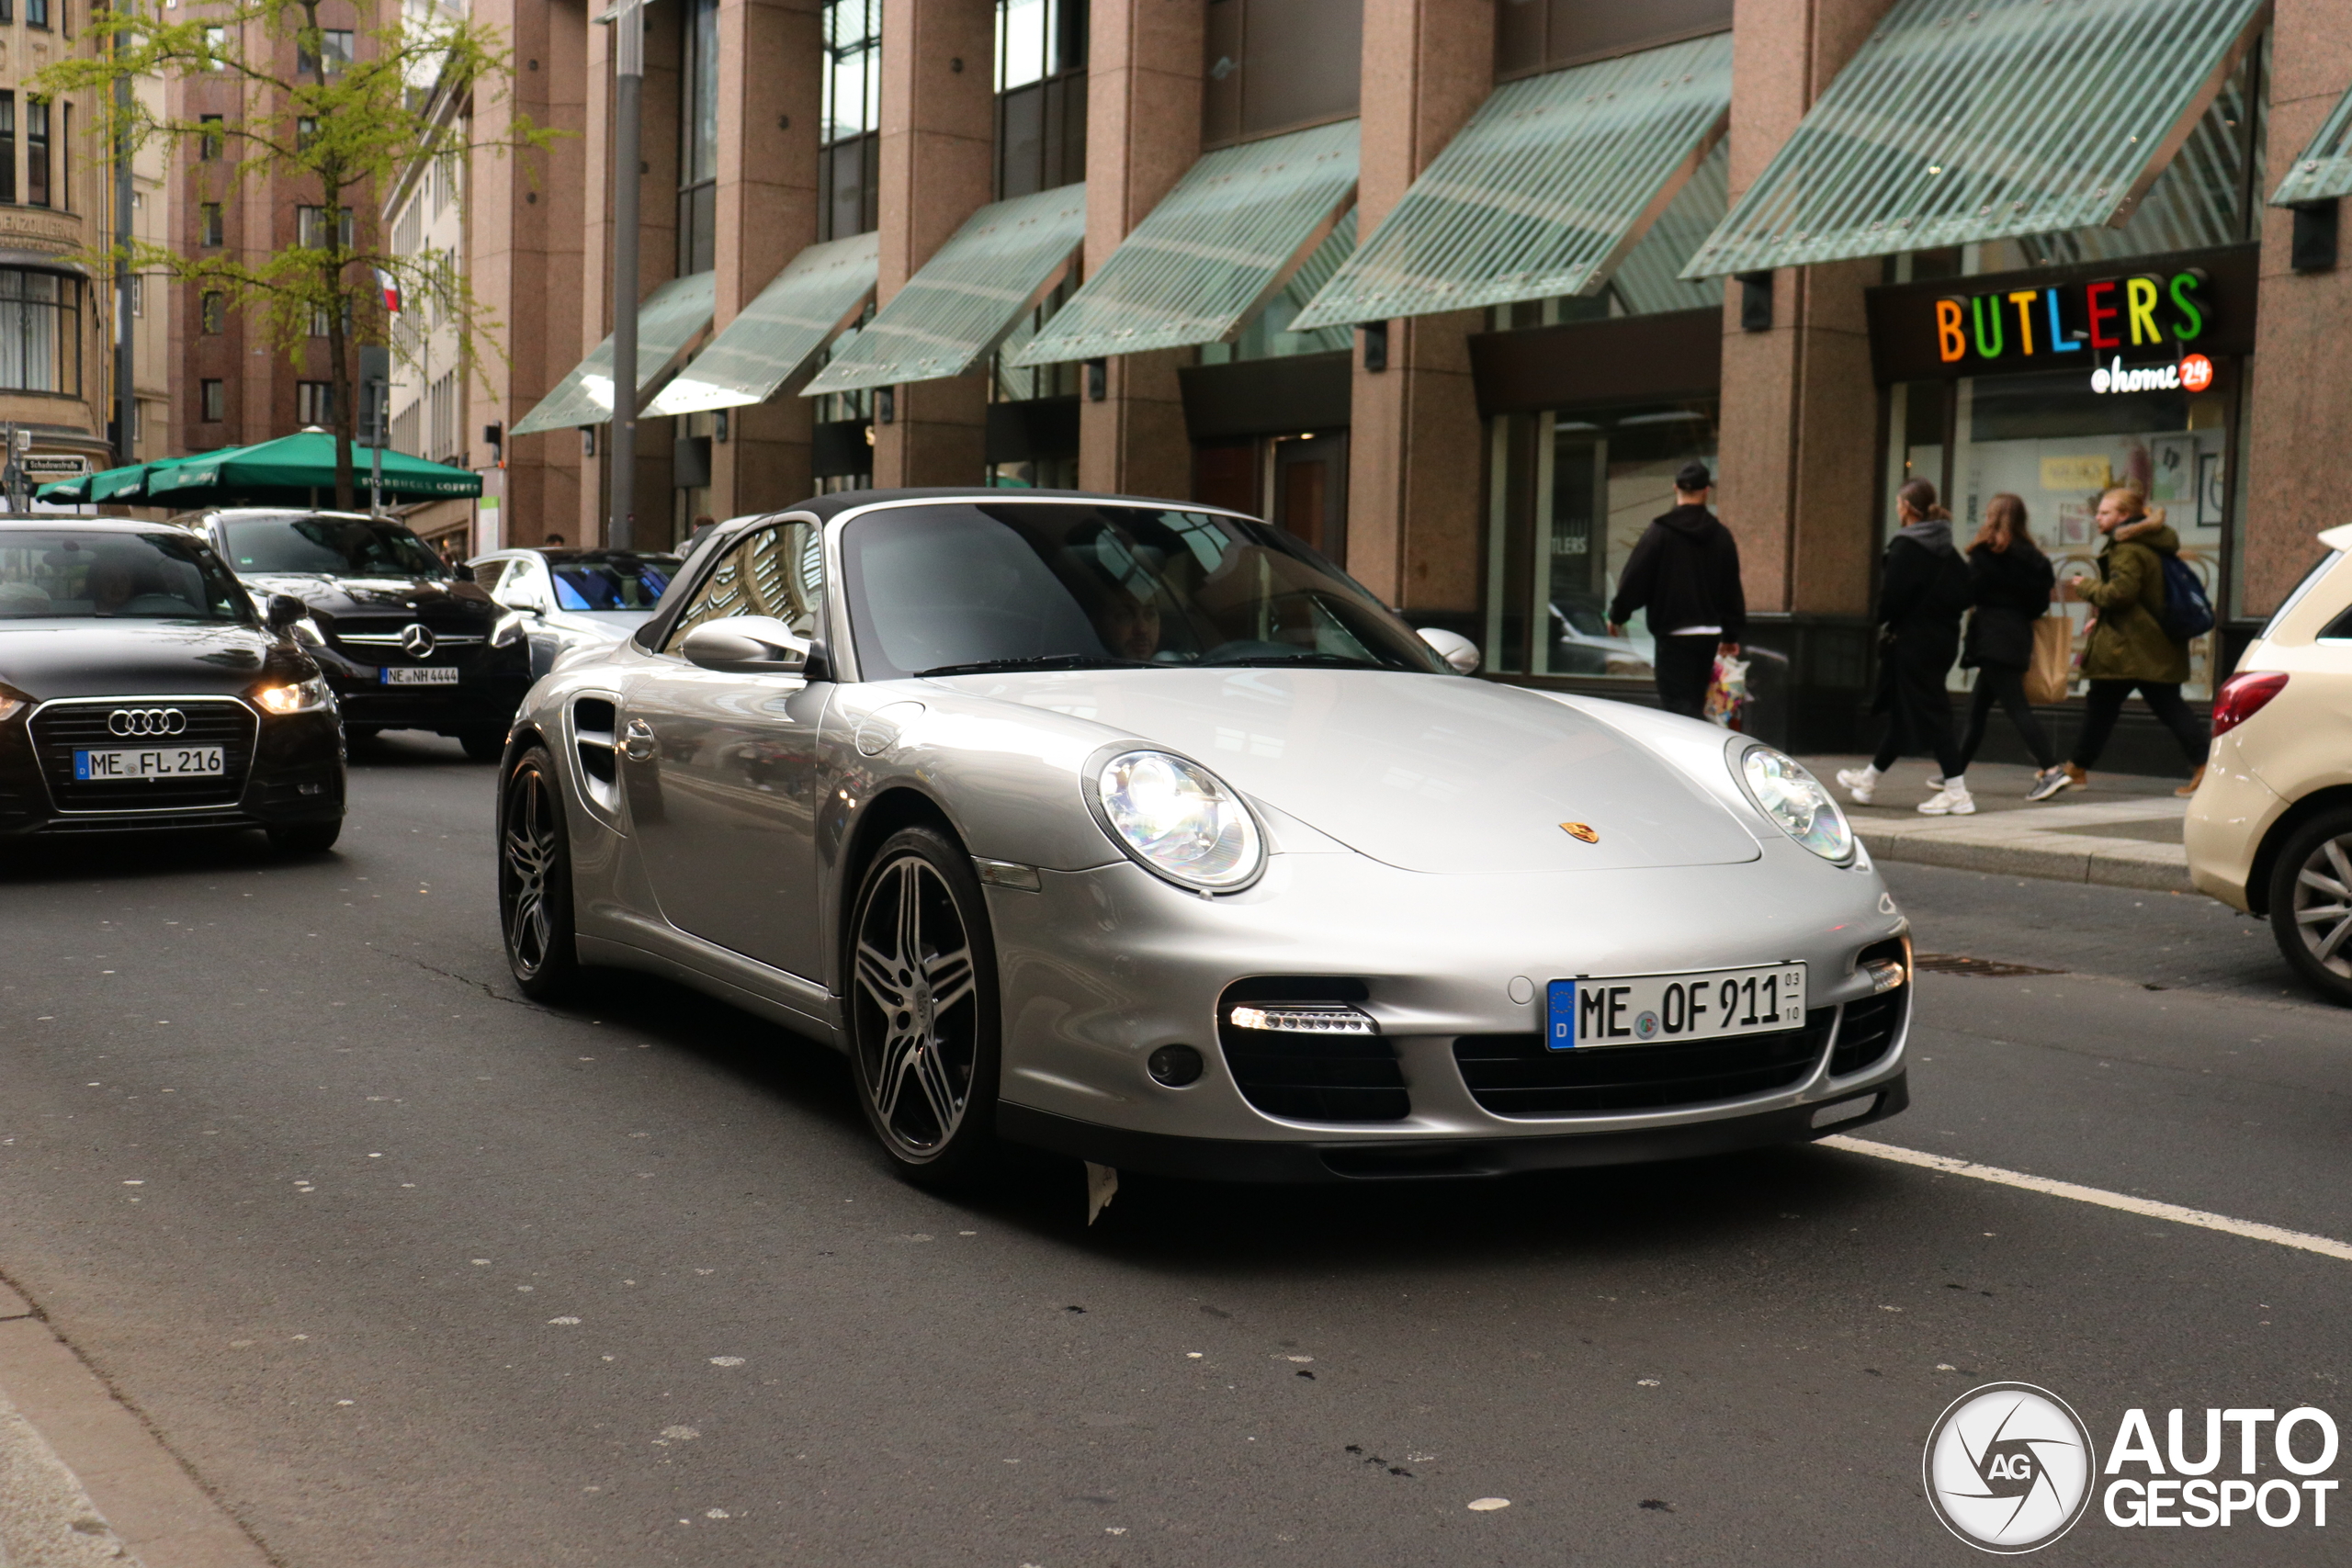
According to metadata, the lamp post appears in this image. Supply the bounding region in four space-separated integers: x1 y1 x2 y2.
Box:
606 0 642 551
114 2 135 468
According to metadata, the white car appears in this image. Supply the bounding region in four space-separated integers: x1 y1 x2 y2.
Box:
468 548 683 679
2185 523 2352 1005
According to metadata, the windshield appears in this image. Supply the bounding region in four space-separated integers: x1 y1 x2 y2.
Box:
0 529 251 621
550 554 676 611
840 502 1450 680
220 513 451 578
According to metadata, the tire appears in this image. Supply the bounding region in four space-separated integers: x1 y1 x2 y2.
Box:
266 819 342 855
2267 806 2352 1008
500 745 583 1001
845 826 1002 1184
460 729 509 762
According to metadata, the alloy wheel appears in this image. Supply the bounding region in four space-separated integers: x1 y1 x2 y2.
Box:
503 763 559 977
852 853 981 1158
2290 830 2352 980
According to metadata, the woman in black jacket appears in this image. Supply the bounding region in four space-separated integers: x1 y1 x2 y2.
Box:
1838 479 1974 814
1953 493 2063 789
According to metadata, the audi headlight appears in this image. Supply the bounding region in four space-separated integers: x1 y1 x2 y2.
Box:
491 610 529 649
1737 745 1854 863
0 694 23 723
254 675 334 716
1093 750 1264 892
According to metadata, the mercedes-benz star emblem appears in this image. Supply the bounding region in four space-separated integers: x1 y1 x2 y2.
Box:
399 624 437 658
107 707 187 738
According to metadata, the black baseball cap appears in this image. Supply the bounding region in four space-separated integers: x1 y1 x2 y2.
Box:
1675 461 1714 492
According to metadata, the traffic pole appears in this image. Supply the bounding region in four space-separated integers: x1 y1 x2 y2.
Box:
606 0 642 552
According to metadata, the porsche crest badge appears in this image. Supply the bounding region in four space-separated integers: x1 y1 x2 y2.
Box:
1559 822 1600 844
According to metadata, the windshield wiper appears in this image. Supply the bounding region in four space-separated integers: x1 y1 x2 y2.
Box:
1199 651 1385 671
913 654 1158 678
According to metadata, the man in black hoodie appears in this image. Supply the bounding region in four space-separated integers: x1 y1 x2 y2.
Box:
1607 461 1746 720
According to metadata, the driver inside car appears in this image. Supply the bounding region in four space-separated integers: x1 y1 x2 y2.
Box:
85 558 141 615
1091 581 1162 661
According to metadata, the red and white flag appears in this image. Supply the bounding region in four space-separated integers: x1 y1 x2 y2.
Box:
375 268 401 314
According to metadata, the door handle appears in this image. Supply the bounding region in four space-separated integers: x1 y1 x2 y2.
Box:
622 717 657 761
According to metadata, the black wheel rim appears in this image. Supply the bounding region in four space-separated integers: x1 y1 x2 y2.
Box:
502 763 558 977
2290 831 2352 980
852 853 979 1159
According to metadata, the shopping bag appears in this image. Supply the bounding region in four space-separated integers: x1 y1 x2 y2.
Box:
1704 653 1750 728
2024 616 2072 705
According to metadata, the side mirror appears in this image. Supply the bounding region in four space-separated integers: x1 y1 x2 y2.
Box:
680 615 810 675
503 586 548 615
266 593 309 634
1418 626 1480 674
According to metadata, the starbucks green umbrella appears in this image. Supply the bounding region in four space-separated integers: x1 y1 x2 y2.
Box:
143 430 481 508
35 451 234 505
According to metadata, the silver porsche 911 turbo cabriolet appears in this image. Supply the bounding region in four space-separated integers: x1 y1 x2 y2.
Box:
497 489 1911 1184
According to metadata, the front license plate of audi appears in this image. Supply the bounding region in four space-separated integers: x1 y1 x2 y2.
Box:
1545 964 1806 1050
381 666 459 685
74 746 226 780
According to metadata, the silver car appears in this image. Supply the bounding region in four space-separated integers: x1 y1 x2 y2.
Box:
496 491 1911 1184
469 547 683 679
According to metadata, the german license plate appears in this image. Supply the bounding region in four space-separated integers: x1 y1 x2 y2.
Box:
381 666 459 685
74 746 225 780
1545 964 1806 1050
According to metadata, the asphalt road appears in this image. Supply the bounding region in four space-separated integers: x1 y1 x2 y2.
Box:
2 736 2348 1567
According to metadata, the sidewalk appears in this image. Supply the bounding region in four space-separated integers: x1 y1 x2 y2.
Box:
1797 754 2194 893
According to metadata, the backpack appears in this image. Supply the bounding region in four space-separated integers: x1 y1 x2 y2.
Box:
2156 553 2214 643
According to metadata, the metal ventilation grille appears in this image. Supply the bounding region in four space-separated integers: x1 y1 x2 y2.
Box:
29 700 258 811
1828 990 1906 1077
2272 83 2352 208
802 186 1086 395
1006 120 1359 366
650 234 878 414
1290 33 1730 331
1682 0 2267 278
511 272 718 434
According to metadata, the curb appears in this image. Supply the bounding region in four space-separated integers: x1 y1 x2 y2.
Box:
1853 797 2195 894
0 1394 141 1568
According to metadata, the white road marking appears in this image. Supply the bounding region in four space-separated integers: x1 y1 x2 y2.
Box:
1823 1135 2352 1263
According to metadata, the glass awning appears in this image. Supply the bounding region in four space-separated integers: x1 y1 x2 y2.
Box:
649 234 877 415
1682 0 2268 278
511 271 717 434
2272 85 2352 207
1006 119 1358 366
801 184 1085 396
1289 32 1730 331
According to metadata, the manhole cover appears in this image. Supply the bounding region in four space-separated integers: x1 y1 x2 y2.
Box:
1914 953 2065 977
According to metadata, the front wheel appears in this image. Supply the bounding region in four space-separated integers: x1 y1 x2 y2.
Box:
846 827 1002 1184
2268 806 2352 1007
500 745 582 1000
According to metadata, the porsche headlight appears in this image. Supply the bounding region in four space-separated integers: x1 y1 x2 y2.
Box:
1095 750 1264 891
1738 745 1854 863
254 674 334 716
491 610 529 649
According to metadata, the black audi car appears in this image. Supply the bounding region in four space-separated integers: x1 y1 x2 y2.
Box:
180 508 531 759
0 517 345 851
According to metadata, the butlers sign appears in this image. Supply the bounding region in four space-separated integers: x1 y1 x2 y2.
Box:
1865 243 2256 387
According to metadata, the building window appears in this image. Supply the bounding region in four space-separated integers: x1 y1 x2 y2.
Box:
26 99 49 208
199 113 224 159
295 116 317 152
1201 0 1363 150
299 28 353 76
200 202 224 246
129 275 142 316
994 0 1086 199
200 290 224 333
201 378 225 422
297 381 336 425
0 269 80 393
58 102 69 212
0 95 15 206
818 0 881 241
26 0 47 29
203 25 228 68
296 205 355 250
677 0 718 274
1483 399 1722 680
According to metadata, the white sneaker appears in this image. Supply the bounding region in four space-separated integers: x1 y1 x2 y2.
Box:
1835 766 1879 805
1917 784 1975 816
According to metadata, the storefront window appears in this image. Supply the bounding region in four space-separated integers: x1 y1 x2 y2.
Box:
1484 400 1718 679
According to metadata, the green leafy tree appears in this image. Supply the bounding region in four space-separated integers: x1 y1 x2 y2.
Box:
39 0 559 507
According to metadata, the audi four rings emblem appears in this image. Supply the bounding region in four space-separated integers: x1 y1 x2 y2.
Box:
107 707 187 737
399 624 437 658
